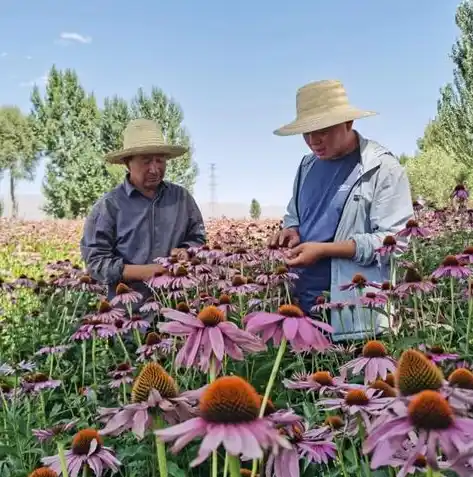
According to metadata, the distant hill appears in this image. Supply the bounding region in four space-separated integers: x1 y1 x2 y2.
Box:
0 194 286 220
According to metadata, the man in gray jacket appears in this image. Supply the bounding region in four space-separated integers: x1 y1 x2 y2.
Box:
81 119 206 304
270 80 413 341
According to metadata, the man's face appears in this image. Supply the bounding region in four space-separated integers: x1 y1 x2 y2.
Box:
128 154 167 190
303 122 353 159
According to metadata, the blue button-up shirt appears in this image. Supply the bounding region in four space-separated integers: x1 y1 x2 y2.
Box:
80 177 206 301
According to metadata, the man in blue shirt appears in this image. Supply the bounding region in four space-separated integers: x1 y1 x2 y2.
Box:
269 80 413 341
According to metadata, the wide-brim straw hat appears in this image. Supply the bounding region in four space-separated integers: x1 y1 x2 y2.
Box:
105 118 188 164
274 80 377 136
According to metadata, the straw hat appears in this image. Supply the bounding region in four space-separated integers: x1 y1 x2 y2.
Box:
105 118 188 164
273 80 377 136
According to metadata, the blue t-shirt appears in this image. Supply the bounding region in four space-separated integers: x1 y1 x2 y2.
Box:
294 149 361 313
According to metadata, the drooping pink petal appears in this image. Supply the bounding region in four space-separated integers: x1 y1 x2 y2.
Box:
282 317 299 341
208 326 225 361
161 309 204 328
245 312 284 333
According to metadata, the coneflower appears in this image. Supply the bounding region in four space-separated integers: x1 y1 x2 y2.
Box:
29 468 58 477
136 331 173 361
98 362 204 439
154 375 291 467
41 428 121 477
110 283 143 306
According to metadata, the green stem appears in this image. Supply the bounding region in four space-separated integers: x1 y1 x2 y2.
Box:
209 357 218 477
228 455 241 477
154 415 168 477
57 441 69 477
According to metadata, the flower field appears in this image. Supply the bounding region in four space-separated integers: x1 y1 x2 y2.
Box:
3 206 473 477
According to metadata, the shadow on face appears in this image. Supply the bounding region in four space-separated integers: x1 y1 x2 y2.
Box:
126 154 167 191
303 121 354 159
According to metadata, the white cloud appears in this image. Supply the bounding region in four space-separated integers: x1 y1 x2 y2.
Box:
58 32 92 44
19 73 48 88
0 52 7 58
25 55 32 60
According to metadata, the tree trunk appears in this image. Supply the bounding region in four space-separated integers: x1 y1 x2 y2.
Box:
10 172 17 218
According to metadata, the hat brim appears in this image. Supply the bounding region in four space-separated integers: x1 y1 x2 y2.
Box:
105 145 188 164
273 108 378 136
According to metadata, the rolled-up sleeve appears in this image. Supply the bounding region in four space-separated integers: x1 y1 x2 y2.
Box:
80 198 124 285
179 193 206 248
350 158 414 267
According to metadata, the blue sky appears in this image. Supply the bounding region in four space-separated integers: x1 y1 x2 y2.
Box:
0 0 461 207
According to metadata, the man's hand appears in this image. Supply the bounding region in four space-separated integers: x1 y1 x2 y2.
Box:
171 248 189 261
284 242 328 267
123 263 167 282
268 228 301 248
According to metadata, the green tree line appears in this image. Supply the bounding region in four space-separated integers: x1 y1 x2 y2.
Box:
0 65 198 218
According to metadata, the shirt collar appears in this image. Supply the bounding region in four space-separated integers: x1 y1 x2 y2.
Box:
123 174 168 197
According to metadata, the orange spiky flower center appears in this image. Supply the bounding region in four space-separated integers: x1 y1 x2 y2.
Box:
191 258 201 266
429 345 444 355
311 371 333 386
278 304 305 318
219 294 232 305
98 300 112 313
351 273 367 287
315 295 326 305
413 455 427 468
24 373 49 383
116 362 131 372
383 235 397 246
116 283 131 295
406 219 419 228
71 429 102 455
240 470 256 477
404 268 422 283
29 468 58 477
442 255 460 267
395 349 444 396
448 368 473 390
197 306 226 326
199 376 260 423
369 380 397 398
324 415 344 430
275 266 289 275
362 340 387 358
234 247 247 255
79 275 92 284
145 332 162 346
407 390 453 430
381 281 393 291
345 389 369 406
258 394 276 416
464 246 473 255
174 266 188 277
176 302 190 313
231 275 247 287
132 362 178 403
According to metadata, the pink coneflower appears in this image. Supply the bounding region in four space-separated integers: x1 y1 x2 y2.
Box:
432 255 471 280
99 362 203 439
375 235 405 257
28 467 59 477
187 257 213 275
70 319 117 341
32 420 78 443
87 300 125 324
108 363 135 388
167 266 198 289
226 275 260 295
283 371 353 395
244 304 333 352
146 270 171 289
310 295 331 314
22 373 61 393
42 428 121 477
124 315 150 332
363 390 473 473
265 422 336 476
318 388 393 429
136 332 173 362
35 345 71 356
457 246 473 264
154 376 291 467
270 265 299 286
217 294 237 314
219 247 257 265
420 344 459 363
70 275 104 293
196 244 225 262
340 341 396 385
110 283 143 306
339 273 380 292
139 298 161 314
359 292 388 308
396 219 429 238
260 244 287 262
452 183 469 201
159 305 266 372
395 268 436 295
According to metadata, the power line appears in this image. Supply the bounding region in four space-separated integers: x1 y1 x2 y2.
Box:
209 163 217 219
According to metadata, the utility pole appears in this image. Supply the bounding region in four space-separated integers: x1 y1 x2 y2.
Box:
209 163 217 219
